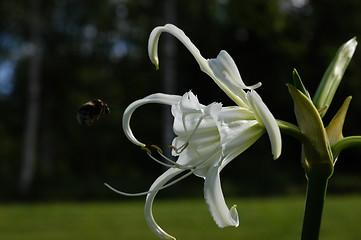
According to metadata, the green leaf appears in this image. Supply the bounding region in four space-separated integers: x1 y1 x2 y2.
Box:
326 96 352 145
312 38 357 118
292 69 311 99
288 84 333 178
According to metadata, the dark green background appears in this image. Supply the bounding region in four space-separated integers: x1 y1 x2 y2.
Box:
0 0 360 201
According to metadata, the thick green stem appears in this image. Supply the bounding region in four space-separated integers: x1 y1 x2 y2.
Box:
277 120 302 140
301 175 330 240
331 136 361 157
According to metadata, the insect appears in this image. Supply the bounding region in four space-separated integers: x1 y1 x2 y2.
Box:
77 99 110 126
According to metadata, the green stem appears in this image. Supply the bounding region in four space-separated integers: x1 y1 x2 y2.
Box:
301 175 330 240
331 136 361 157
276 120 302 140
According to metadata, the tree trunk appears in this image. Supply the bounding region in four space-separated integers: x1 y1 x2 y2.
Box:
19 0 42 196
162 0 177 155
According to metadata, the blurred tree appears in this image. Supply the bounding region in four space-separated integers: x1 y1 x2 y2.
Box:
161 0 178 153
19 0 42 196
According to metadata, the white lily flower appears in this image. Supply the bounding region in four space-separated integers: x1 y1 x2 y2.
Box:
148 23 281 159
107 24 282 240
107 90 281 240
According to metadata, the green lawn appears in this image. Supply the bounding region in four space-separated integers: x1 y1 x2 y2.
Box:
0 195 360 240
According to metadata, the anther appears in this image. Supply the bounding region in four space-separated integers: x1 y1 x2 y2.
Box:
150 144 163 154
141 146 152 155
168 145 177 151
142 144 177 168
168 142 189 154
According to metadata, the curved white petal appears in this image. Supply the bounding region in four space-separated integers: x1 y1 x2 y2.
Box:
246 91 282 159
123 93 182 147
204 166 239 228
148 24 208 71
148 24 257 107
145 168 184 240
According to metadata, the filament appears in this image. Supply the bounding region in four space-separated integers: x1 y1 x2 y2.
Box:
182 113 205 144
104 169 194 197
168 142 189 154
142 146 175 168
150 145 182 167
105 147 223 197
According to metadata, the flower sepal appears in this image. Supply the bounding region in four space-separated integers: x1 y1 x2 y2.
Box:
327 97 361 159
288 84 333 178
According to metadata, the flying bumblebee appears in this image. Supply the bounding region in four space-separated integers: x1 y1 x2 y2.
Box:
77 99 110 126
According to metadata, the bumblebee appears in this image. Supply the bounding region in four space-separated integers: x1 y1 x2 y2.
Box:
77 99 110 126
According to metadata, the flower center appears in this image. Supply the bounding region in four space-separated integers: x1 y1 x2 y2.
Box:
141 113 208 170
104 108 222 197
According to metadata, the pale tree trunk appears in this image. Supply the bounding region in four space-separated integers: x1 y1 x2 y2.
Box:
19 0 42 196
162 0 177 155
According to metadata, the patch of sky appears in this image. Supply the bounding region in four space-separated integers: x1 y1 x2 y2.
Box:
110 40 130 59
0 60 15 96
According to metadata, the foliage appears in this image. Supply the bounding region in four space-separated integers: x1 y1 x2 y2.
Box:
0 0 360 200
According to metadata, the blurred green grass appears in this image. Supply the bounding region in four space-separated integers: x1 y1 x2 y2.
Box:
0 195 360 240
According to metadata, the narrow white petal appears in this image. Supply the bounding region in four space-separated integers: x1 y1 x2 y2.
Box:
148 24 208 70
148 24 255 107
218 120 264 168
123 93 181 147
208 50 261 107
246 91 282 159
145 168 184 240
214 106 264 167
204 166 239 228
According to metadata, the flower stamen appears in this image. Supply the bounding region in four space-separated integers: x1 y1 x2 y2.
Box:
141 146 152 154
150 144 163 153
105 147 223 197
182 113 204 135
168 142 189 154
172 114 204 155
142 146 176 168
150 145 182 167
146 142 221 171
105 169 194 197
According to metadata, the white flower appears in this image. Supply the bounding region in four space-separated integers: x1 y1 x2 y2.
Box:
106 24 282 240
148 24 281 157
148 24 261 108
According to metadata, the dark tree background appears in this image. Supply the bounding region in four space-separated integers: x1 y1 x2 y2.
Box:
0 0 360 201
